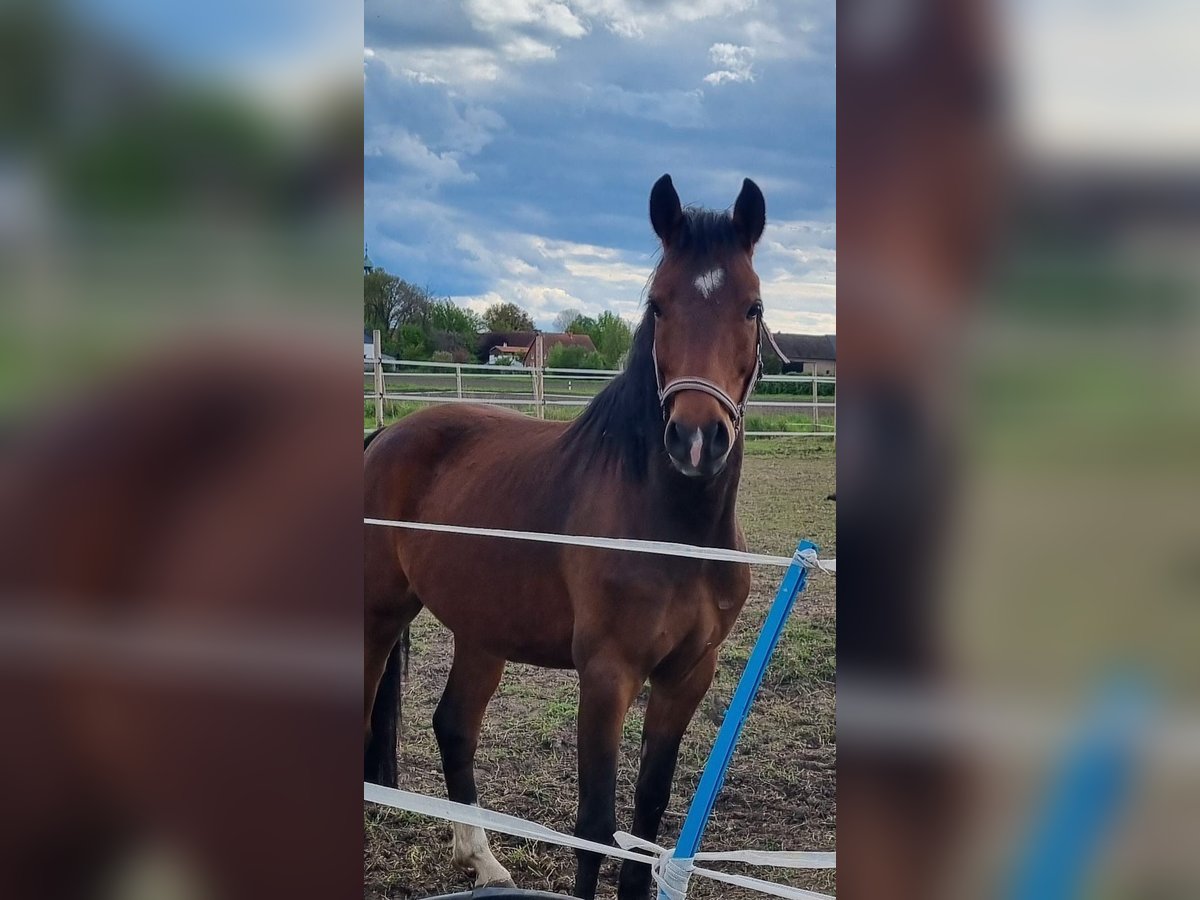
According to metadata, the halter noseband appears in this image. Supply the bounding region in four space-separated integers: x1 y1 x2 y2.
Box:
653 317 789 433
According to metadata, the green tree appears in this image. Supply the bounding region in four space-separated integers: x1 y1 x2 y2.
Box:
388 324 431 361
429 299 483 342
394 280 433 329
592 311 633 367
364 269 435 334
548 344 585 369
548 344 609 370
553 308 583 332
567 315 597 337
363 269 401 335
483 301 535 332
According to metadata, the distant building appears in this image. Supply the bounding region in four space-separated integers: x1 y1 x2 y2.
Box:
363 330 395 364
476 331 597 365
770 334 836 376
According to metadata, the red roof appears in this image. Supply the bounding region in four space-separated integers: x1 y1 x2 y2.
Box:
478 331 597 359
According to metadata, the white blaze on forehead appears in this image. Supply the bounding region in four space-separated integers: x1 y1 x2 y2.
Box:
693 267 725 299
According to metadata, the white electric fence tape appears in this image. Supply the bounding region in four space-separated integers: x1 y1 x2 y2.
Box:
364 784 834 900
363 518 836 574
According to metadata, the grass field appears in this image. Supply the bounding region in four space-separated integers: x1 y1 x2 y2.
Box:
364 440 836 899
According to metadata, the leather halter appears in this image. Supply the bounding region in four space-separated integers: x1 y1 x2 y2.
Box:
653 317 790 433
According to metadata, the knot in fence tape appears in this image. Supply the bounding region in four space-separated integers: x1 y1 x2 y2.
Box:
658 850 693 900
615 834 691 900
615 832 836 900
794 547 836 576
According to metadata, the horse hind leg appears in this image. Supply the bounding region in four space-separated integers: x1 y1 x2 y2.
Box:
364 587 422 786
433 648 512 887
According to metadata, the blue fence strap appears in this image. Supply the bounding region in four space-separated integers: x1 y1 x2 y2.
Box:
1007 675 1151 900
658 539 816 900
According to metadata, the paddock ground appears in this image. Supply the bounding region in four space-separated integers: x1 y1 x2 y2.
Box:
365 439 836 899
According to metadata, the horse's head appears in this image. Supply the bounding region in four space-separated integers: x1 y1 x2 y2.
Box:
647 174 767 478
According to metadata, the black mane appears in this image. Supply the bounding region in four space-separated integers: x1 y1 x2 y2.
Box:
560 306 660 481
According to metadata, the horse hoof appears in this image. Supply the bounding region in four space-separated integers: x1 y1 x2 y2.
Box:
482 877 517 888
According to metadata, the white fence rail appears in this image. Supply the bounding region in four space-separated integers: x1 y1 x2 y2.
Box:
364 333 835 438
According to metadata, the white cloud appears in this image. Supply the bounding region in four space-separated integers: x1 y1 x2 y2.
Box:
703 42 756 85
759 219 836 278
399 67 444 86
447 231 653 326
365 128 477 188
464 0 588 38
444 221 835 333
374 45 504 83
501 35 559 63
761 305 837 334
755 218 836 332
741 19 817 61
370 32 560 86
579 83 707 127
571 0 757 39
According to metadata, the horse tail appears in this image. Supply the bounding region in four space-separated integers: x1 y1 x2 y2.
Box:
365 631 407 787
364 426 386 450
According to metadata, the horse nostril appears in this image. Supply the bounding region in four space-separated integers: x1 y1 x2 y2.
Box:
665 420 707 470
664 420 685 457
706 420 731 461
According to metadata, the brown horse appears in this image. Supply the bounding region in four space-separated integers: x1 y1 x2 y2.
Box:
364 174 771 900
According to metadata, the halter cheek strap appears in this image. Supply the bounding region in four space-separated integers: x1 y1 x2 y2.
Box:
653 317 789 432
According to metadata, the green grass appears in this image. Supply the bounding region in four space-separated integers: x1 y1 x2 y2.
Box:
532 700 579 747
766 617 836 689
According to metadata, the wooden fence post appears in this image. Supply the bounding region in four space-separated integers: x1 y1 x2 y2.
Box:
373 329 384 429
533 333 546 419
812 369 819 432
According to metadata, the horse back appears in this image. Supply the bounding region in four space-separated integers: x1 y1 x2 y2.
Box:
364 405 579 665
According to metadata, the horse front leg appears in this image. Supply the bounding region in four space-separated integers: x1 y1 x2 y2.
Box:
433 648 511 887
617 651 718 900
573 654 642 899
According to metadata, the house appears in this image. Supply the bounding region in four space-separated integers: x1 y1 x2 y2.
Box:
770 333 836 376
476 331 597 365
363 329 395 365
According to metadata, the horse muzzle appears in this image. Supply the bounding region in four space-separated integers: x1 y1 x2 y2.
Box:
664 414 733 477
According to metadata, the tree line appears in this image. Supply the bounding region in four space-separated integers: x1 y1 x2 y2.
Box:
364 267 633 369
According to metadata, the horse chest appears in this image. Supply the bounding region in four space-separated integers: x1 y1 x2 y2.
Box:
572 556 748 663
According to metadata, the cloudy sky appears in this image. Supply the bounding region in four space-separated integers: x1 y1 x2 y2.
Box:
364 0 835 333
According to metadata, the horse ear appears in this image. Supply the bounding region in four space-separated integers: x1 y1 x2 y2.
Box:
649 174 684 247
732 178 766 251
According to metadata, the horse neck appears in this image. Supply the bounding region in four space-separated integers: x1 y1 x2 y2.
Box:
558 341 744 542
644 437 744 543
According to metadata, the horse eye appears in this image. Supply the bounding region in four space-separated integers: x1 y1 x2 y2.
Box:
747 302 763 320
649 301 663 318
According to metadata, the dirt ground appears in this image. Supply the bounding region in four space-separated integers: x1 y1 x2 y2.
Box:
364 441 836 899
